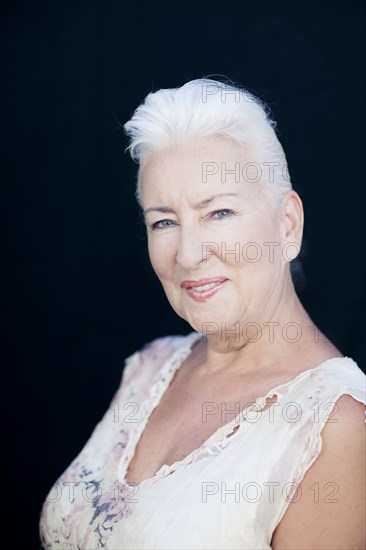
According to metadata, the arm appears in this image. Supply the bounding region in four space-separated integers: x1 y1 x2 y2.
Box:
271 394 366 550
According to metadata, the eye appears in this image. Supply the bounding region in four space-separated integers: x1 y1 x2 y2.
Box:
210 209 234 219
150 219 176 231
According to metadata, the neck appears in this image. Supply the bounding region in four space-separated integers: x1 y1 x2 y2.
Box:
193 278 337 377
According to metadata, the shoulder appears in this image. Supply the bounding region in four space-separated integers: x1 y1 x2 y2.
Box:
332 392 366 424
271 393 366 549
121 332 194 386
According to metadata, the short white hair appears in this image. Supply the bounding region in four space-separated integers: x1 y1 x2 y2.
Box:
123 77 292 211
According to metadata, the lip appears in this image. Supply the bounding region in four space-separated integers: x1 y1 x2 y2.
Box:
181 277 228 289
181 277 229 303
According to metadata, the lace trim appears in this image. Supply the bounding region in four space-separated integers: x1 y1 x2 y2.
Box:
118 333 359 489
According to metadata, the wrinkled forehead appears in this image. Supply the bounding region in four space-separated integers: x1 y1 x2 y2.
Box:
139 136 265 207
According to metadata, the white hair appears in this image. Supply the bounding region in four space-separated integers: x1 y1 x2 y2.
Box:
123 77 292 212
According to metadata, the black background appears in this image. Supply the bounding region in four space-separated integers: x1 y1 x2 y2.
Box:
2 1 365 548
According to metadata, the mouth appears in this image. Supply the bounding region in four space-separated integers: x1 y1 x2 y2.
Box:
181 277 228 302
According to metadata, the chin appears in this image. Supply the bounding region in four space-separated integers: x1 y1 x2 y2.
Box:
184 309 237 336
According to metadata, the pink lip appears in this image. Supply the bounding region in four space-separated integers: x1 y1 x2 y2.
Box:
181 277 228 303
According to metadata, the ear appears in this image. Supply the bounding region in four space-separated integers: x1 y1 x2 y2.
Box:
279 190 304 262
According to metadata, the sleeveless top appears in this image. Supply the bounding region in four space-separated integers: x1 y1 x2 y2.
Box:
39 331 366 549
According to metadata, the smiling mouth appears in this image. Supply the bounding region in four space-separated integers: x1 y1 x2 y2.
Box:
189 281 220 291
183 279 228 302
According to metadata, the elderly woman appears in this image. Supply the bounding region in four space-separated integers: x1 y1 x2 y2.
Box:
39 78 366 549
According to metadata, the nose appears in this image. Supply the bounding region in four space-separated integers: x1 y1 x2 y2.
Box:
176 225 212 271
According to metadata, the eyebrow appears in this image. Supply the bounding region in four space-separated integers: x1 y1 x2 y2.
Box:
143 193 242 216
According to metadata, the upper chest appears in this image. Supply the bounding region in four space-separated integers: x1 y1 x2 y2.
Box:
124 362 280 484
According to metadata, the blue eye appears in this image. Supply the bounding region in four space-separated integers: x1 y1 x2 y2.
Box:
211 209 234 219
151 219 176 231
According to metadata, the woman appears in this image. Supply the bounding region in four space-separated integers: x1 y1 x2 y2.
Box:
39 77 366 549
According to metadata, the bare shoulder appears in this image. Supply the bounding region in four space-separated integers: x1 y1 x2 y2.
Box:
271 394 366 550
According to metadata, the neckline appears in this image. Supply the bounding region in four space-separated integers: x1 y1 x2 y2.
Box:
119 330 354 489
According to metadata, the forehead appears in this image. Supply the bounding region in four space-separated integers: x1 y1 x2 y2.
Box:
140 136 261 205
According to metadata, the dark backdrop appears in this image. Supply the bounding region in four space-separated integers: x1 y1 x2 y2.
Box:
2 1 365 548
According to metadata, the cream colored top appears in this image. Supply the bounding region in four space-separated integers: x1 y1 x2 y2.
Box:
39 331 366 549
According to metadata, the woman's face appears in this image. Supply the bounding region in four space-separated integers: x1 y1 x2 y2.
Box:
140 136 291 336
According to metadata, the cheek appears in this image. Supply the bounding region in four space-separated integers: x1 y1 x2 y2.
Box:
147 240 160 272
148 238 173 276
232 222 281 267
